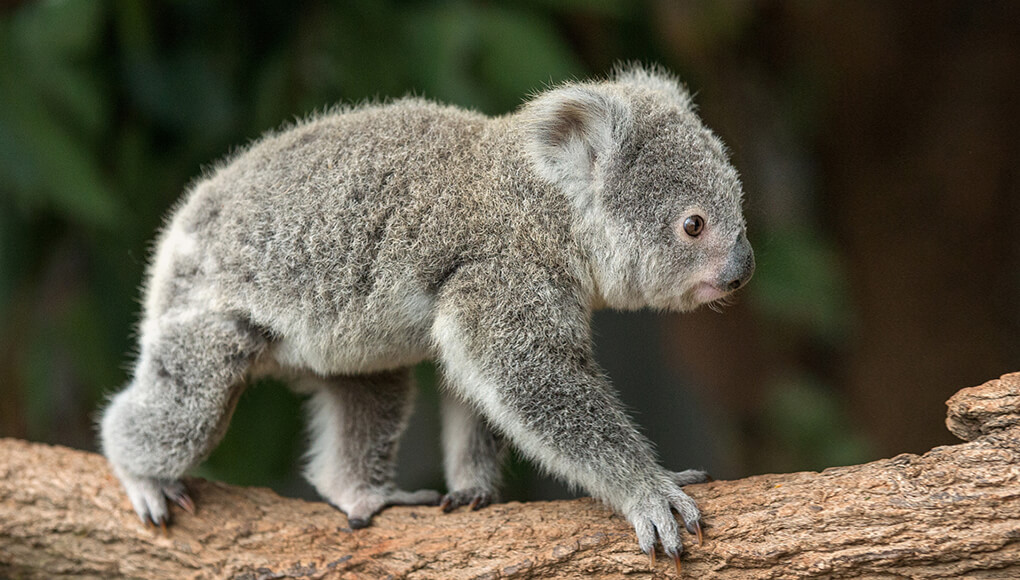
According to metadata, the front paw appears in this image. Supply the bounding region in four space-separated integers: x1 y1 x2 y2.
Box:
439 487 496 512
117 472 195 528
625 479 703 569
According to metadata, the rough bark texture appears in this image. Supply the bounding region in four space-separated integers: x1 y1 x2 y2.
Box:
2 372 1019 579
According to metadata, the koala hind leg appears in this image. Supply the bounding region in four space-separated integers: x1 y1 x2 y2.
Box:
100 312 267 526
439 392 505 512
301 369 441 529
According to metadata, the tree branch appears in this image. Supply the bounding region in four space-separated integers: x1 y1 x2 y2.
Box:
2 372 1019 579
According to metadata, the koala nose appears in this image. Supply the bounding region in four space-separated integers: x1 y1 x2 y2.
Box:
721 232 755 292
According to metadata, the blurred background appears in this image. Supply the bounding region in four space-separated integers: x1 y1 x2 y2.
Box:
1 0 1017 502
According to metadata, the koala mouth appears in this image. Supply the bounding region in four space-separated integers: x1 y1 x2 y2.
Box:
692 281 729 304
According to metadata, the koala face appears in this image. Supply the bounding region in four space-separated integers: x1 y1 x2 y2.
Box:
600 109 755 312
523 70 753 312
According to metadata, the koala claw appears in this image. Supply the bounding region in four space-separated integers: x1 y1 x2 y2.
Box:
646 546 683 575
163 480 196 514
119 473 193 529
686 519 704 545
439 487 495 513
628 479 702 568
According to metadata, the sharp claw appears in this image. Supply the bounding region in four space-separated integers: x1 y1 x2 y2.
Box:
647 549 656 568
686 520 703 546
174 493 196 515
673 552 682 575
159 518 169 537
469 496 482 511
439 497 453 512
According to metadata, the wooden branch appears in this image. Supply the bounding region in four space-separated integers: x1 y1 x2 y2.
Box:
2 372 1019 579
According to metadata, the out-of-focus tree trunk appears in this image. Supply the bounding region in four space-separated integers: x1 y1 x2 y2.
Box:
811 2 1020 457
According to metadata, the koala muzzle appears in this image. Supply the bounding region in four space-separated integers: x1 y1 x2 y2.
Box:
721 232 755 292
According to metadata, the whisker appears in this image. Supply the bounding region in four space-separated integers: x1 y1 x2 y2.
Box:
707 293 738 313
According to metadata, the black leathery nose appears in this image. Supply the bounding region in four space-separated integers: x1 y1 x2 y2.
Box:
728 279 742 291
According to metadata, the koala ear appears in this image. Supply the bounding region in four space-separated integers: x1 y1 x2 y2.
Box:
613 63 693 108
523 85 631 192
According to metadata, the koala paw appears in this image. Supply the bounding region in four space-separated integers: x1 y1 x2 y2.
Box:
331 487 442 529
439 487 496 513
672 468 712 487
119 473 194 528
625 477 703 570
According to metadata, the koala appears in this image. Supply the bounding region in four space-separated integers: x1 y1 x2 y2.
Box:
99 64 754 564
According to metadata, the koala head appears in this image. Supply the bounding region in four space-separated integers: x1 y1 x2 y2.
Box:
524 65 754 312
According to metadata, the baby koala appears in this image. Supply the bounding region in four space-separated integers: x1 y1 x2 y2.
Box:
100 64 754 563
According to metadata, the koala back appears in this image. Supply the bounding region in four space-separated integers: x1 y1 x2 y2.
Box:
145 98 584 376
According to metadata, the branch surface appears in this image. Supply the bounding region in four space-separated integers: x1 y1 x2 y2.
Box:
2 372 1019 579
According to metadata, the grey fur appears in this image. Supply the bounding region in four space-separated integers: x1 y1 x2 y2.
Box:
99 64 753 557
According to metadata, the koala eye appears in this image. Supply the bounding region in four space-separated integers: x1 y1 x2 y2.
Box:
682 215 705 237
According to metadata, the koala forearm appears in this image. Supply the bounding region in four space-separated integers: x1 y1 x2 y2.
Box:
442 342 661 506
433 263 663 508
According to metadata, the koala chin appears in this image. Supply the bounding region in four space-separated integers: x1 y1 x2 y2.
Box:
99 63 753 561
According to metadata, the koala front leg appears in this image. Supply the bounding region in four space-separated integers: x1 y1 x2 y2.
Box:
100 313 267 526
439 392 506 512
300 369 441 529
432 263 703 562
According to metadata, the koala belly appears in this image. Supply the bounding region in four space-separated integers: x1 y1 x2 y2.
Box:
262 290 437 377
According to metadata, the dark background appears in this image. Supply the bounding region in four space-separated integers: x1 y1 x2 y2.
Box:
1 0 1017 502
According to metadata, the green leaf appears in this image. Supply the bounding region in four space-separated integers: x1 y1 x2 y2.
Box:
404 3 585 113
0 66 120 226
0 5 119 227
11 0 106 57
11 0 109 137
475 5 586 110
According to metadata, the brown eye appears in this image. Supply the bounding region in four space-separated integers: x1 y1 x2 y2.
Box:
683 215 705 237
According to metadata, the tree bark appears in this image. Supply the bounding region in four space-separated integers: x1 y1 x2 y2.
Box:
2 372 1019 579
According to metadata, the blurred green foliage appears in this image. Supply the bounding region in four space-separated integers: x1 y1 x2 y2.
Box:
1 0 869 492
0 0 614 491
752 228 851 345
762 373 871 472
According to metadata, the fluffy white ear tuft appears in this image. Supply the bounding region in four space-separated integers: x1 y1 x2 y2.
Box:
613 63 692 108
523 86 631 195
